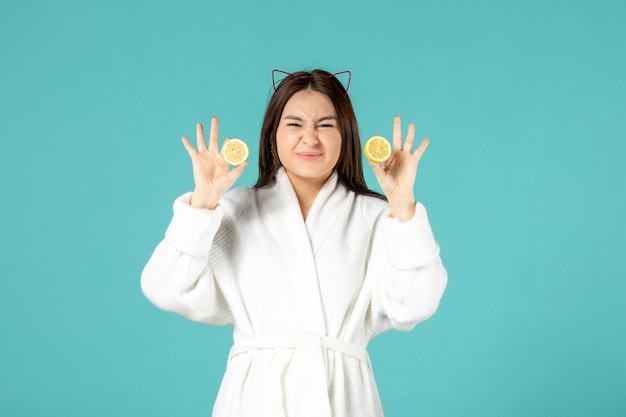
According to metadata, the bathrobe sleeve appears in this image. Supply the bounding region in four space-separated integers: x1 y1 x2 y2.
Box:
141 192 233 325
369 201 448 333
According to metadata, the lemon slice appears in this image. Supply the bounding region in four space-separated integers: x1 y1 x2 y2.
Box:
364 135 391 162
221 138 249 166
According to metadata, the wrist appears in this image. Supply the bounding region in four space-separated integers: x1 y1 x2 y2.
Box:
190 191 220 210
388 195 416 221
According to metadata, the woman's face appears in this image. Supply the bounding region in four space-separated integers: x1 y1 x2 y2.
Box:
275 90 342 188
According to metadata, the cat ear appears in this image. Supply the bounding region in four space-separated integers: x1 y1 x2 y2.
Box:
272 69 298 93
327 70 352 97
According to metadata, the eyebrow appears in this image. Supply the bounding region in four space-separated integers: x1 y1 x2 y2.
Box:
283 115 337 122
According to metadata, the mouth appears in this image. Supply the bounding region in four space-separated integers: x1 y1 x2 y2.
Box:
296 152 323 160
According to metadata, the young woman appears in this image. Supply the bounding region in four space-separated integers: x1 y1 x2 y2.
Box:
141 69 447 417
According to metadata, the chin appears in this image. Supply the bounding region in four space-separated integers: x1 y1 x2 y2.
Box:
286 167 334 183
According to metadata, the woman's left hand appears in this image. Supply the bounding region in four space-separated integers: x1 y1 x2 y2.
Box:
369 116 429 221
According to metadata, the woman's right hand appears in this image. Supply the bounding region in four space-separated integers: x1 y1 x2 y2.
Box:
181 116 247 209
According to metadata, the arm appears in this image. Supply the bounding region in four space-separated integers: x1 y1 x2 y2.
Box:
370 203 447 332
368 116 447 331
141 117 246 325
141 193 232 325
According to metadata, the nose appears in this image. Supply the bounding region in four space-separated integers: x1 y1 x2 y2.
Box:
301 125 319 145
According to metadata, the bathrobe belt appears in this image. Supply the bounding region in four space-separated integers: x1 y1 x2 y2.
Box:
229 335 370 417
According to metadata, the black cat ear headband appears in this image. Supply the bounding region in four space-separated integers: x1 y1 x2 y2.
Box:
271 69 352 97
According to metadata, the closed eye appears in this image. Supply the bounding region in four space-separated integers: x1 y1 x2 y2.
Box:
317 116 337 129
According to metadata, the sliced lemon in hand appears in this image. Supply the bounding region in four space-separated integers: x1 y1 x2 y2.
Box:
364 135 391 162
221 138 249 166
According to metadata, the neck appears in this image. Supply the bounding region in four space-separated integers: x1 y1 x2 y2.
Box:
285 173 330 220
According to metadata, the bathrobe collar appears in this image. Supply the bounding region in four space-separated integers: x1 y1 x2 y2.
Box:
261 168 352 252
256 168 353 335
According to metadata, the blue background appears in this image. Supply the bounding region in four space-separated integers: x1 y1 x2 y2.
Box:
1 0 625 415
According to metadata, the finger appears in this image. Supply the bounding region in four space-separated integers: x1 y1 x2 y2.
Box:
208 116 219 152
404 123 416 152
181 136 197 156
393 115 402 151
368 161 386 184
196 123 207 151
218 137 231 160
228 159 248 184
413 137 430 161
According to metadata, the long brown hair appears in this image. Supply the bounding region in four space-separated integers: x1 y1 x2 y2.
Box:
254 69 385 200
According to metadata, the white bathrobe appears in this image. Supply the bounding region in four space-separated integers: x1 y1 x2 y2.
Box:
141 168 447 417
